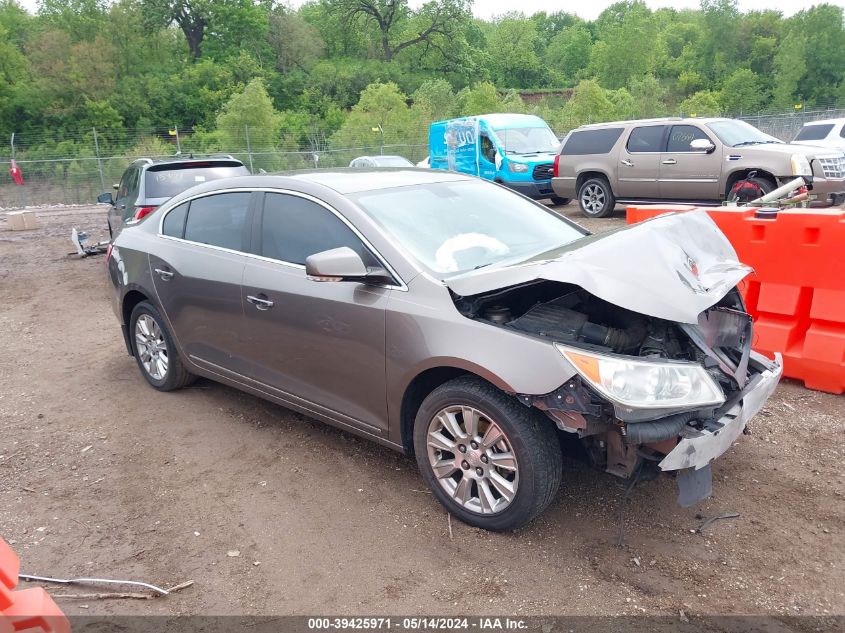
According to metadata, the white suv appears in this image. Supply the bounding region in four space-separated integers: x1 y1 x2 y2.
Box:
792 118 845 153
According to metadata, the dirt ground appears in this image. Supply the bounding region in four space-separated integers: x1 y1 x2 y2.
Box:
0 204 842 620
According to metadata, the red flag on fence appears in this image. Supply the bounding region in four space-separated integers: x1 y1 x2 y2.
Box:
9 159 23 185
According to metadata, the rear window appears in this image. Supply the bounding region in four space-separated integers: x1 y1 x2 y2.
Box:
794 124 834 142
627 126 666 153
144 163 249 198
561 128 624 155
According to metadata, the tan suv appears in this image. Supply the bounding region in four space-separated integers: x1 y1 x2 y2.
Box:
551 117 845 217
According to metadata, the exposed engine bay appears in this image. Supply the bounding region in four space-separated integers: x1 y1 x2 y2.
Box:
453 279 763 505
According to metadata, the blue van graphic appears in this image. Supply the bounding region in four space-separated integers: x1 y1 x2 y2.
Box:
429 113 562 200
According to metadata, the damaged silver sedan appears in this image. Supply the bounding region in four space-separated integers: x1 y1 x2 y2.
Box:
107 169 782 531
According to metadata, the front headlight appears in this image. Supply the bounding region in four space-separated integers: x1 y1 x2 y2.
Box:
508 162 529 173
791 154 812 176
555 344 725 409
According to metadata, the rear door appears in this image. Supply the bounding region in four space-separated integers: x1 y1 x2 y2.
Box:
149 191 254 374
616 125 666 198
240 191 391 434
658 124 722 200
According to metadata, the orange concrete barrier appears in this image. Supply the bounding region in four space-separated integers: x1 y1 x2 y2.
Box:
626 204 845 394
0 538 70 633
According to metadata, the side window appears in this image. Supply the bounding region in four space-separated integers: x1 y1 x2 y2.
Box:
183 192 251 251
161 202 189 238
840 124 845 140
627 126 665 153
117 169 133 199
480 134 496 163
562 128 624 155
260 193 378 267
666 125 712 153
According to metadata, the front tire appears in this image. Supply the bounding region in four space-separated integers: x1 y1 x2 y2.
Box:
550 196 570 206
413 376 562 531
578 177 616 218
129 301 194 391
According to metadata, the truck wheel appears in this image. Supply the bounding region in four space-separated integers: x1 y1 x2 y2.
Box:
578 177 616 218
413 376 562 531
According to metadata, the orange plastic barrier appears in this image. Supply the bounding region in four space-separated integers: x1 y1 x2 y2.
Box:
626 204 845 394
0 538 70 633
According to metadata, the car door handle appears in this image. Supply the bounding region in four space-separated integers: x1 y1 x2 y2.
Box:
662 158 677 165
247 294 274 310
154 268 174 281
621 159 634 167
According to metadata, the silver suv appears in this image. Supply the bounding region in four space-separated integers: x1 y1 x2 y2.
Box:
552 117 845 217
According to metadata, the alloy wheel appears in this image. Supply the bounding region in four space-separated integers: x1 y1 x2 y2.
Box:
426 405 519 515
581 184 606 214
135 314 169 381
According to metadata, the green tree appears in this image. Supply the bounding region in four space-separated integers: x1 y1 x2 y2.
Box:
411 78 456 121
544 25 592 85
628 74 667 118
562 79 617 125
331 81 413 149
719 68 766 115
268 6 325 73
456 82 504 116
589 1 658 89
486 14 544 88
216 78 282 150
679 90 721 117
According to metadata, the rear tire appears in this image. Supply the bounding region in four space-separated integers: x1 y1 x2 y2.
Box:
129 301 194 391
550 196 570 206
413 376 562 531
578 177 616 218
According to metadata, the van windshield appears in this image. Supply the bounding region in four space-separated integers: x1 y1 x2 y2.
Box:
494 127 560 155
350 179 585 275
706 120 782 147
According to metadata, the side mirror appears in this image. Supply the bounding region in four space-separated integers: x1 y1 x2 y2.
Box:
97 192 114 205
690 138 716 153
112 183 119 190
305 247 392 284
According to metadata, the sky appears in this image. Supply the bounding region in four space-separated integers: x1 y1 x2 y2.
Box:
13 0 825 20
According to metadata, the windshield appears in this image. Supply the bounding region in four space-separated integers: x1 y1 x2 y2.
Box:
706 120 782 147
350 180 585 276
495 126 560 155
145 164 249 198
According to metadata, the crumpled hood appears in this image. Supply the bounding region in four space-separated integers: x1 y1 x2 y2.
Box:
445 210 752 325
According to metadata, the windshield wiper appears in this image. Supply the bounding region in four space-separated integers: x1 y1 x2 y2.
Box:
732 141 763 147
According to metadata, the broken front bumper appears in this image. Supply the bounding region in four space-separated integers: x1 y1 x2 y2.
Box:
658 351 783 506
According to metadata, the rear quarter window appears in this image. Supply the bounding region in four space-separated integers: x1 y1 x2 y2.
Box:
561 128 624 155
794 124 834 142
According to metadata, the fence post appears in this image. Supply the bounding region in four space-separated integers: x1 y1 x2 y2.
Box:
174 125 182 154
245 124 254 172
92 127 106 192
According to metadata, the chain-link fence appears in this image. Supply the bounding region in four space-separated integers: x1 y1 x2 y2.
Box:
2 105 844 209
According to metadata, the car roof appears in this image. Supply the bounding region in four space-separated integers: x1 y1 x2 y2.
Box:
130 155 244 168
164 169 474 201
800 118 844 126
575 117 730 130
355 155 408 161
433 113 547 130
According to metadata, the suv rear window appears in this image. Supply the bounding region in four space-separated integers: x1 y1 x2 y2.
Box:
145 162 249 198
794 124 834 142
627 126 665 153
561 128 624 155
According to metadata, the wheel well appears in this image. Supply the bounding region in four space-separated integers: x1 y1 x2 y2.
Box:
725 169 777 198
122 290 149 351
400 367 469 454
576 171 610 192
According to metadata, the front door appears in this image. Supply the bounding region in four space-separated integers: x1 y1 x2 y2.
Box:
240 192 390 434
658 124 723 200
478 132 498 181
150 192 253 373
616 125 666 198
110 167 139 234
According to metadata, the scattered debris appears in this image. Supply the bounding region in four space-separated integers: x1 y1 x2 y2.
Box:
80 445 92 453
697 512 741 533
51 581 193 601
70 228 109 258
447 513 453 540
227 550 240 557
18 574 179 596
679 609 689 623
